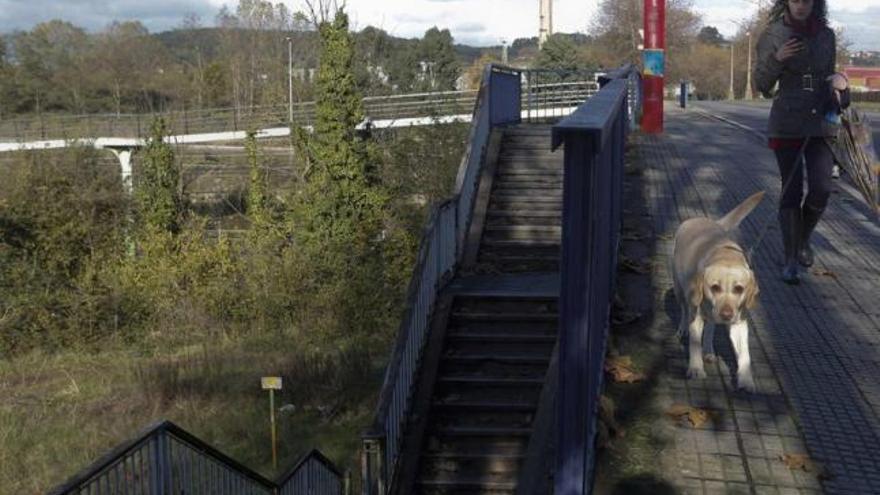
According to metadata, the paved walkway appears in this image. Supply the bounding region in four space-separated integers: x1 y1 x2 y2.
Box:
633 105 880 494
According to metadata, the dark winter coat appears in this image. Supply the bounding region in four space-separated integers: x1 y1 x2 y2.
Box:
754 17 839 138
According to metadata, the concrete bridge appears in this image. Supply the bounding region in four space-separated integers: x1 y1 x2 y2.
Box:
0 78 599 192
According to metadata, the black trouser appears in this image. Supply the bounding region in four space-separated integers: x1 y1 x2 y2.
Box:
773 138 834 210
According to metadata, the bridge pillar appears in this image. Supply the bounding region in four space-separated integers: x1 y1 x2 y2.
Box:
106 148 134 193
642 0 665 133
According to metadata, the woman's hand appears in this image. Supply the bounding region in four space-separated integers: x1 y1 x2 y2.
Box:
774 37 804 62
827 73 848 91
826 74 849 107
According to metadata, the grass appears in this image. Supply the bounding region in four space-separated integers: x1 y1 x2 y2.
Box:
0 336 385 495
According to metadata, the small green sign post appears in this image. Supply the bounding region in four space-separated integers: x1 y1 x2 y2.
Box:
261 376 282 469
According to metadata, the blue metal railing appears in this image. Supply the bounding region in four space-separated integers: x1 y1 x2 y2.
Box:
277 449 344 495
552 68 639 495
361 64 522 495
48 420 343 495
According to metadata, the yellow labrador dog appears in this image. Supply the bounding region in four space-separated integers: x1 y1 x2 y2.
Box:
672 191 764 393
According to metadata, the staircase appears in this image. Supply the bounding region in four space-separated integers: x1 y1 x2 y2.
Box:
478 125 563 274
407 124 563 494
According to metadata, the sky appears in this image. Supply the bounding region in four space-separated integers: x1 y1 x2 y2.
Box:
1 0 879 51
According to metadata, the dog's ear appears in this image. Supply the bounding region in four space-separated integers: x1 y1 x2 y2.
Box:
744 270 760 309
688 272 704 308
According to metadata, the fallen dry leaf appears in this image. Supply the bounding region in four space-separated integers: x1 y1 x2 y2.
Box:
811 269 837 278
780 453 833 479
604 355 646 383
665 403 716 428
781 453 814 471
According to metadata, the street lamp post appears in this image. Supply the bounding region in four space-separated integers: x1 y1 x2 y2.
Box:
745 31 754 100
286 36 293 124
728 42 735 100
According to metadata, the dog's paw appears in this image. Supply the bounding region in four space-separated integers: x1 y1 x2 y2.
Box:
686 367 707 380
737 374 757 393
703 353 717 364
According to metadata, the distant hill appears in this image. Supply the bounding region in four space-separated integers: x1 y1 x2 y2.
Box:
152 26 589 69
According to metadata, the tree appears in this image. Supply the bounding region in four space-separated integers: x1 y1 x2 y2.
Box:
89 21 170 114
463 53 500 90
13 20 90 113
135 119 182 233
591 0 701 82
417 27 460 91
685 43 730 99
292 8 384 253
353 26 396 94
386 41 420 92
697 26 726 46
536 34 581 73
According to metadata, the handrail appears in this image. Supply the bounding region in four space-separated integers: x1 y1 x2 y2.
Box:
48 420 277 494
48 420 344 495
277 449 346 495
552 66 639 495
277 448 344 485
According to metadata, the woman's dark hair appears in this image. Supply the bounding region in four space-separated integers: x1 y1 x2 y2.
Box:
768 0 828 26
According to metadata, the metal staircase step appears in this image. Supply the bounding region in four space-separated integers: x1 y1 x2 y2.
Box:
491 190 562 199
450 312 557 322
481 239 560 248
437 376 545 387
484 225 561 234
487 202 561 213
415 478 517 494
435 426 533 437
432 401 537 411
442 354 551 365
446 333 556 343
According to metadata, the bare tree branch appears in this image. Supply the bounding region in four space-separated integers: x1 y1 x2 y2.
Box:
302 0 340 29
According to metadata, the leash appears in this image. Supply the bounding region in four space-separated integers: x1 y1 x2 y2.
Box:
745 136 811 262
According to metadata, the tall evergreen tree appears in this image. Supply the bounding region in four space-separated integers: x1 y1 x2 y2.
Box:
292 9 385 257
135 118 182 233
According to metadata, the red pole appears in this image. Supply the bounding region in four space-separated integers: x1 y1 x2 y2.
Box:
642 0 665 133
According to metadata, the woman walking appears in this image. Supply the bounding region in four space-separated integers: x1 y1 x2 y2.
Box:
754 0 850 284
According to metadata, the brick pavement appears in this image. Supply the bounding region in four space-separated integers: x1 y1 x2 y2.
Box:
632 105 880 494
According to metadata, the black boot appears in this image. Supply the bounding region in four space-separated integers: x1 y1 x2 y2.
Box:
778 208 801 285
798 204 824 267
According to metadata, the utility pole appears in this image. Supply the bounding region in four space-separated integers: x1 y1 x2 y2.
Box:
728 42 735 100
501 39 509 64
745 31 754 100
286 36 293 123
641 0 665 133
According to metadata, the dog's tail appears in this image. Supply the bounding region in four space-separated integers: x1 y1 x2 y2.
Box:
717 190 766 231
